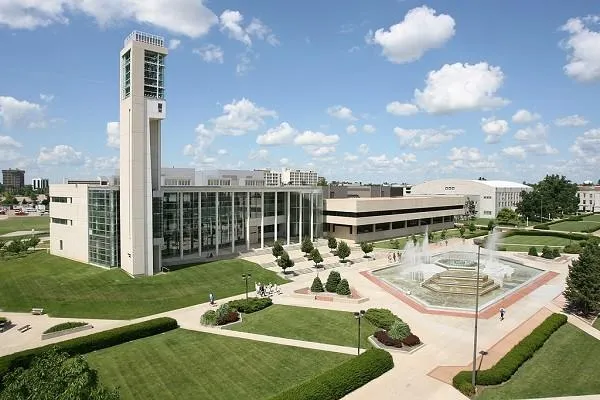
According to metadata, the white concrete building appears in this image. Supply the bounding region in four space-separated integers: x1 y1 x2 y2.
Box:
196 170 265 187
324 196 464 242
577 185 600 212
262 169 282 187
408 179 532 218
31 178 49 191
281 168 318 186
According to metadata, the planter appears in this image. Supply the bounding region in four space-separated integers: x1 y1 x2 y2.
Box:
292 287 369 304
41 324 93 340
218 312 243 329
368 335 425 354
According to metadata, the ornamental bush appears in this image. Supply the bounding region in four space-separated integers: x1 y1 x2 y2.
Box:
552 248 561 258
364 308 401 330
563 243 582 254
452 313 567 395
541 246 554 259
215 303 238 325
335 279 351 296
388 320 411 341
0 317 178 381
325 271 341 293
43 322 87 334
402 334 421 347
311 276 324 293
373 330 403 348
228 297 272 314
268 349 394 400
528 246 538 256
200 310 217 326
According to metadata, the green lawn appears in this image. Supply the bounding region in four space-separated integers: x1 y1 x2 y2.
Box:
583 214 600 223
593 316 600 331
0 216 49 235
469 218 526 227
478 324 600 399
547 220 600 233
500 234 577 247
0 252 287 319
228 304 378 348
373 228 487 249
87 329 350 400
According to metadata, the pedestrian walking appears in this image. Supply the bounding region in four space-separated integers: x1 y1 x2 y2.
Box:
393 253 396 262
500 307 506 321
209 292 215 306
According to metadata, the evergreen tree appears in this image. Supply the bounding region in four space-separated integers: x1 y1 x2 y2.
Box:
459 226 466 238
301 236 314 256
336 279 351 295
311 276 324 292
440 229 447 241
327 236 337 252
310 248 323 268
277 251 295 273
564 243 600 316
468 222 476 232
336 240 351 262
325 271 341 292
360 242 374 257
271 240 284 259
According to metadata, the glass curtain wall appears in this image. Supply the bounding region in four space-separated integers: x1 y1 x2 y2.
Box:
289 192 300 244
249 192 262 246
88 188 120 267
201 192 216 253
301 193 311 240
218 192 232 250
313 191 323 239
276 191 286 241
162 192 180 258
234 192 247 246
182 192 199 255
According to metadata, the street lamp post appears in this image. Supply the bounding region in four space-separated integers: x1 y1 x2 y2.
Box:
472 244 482 391
242 273 252 300
354 310 366 356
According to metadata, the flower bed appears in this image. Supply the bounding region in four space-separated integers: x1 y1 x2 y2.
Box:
43 321 87 334
292 287 369 304
41 322 93 340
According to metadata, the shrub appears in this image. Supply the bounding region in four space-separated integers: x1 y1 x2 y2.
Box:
43 322 87 334
272 241 284 259
534 224 550 230
335 279 351 296
311 248 323 267
268 349 394 400
360 242 374 257
325 271 341 293
327 236 337 252
452 313 567 395
541 246 554 259
228 297 272 314
215 303 238 325
402 334 421 347
563 243 583 254
364 308 401 330
336 241 351 262
373 330 403 348
200 310 217 326
301 236 314 256
503 229 589 241
552 248 561 258
388 320 411 341
528 246 538 256
468 222 476 232
311 276 324 293
0 317 178 380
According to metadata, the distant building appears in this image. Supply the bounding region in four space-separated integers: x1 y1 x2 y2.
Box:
324 183 408 199
281 168 318 186
32 178 49 191
66 177 112 186
407 179 532 218
577 185 600 213
262 169 282 187
2 168 25 192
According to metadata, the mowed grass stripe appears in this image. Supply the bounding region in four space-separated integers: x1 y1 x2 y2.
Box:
0 252 287 319
228 304 378 347
0 216 49 235
500 234 578 246
548 220 600 233
87 329 350 400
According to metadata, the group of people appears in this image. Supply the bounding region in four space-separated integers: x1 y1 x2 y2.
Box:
387 252 402 263
256 282 281 297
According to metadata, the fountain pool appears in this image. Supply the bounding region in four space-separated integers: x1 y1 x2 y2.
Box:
372 250 544 311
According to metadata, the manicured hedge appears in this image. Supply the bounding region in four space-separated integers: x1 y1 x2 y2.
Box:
268 348 393 400
364 308 401 330
503 229 589 241
452 313 567 396
228 297 272 314
43 321 88 334
0 317 178 381
533 224 550 230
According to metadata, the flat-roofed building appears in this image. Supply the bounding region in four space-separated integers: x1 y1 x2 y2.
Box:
324 195 465 242
577 185 600 212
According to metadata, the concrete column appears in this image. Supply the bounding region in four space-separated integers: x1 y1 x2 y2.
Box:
287 191 291 245
299 192 303 241
179 193 184 260
274 191 278 242
246 191 250 251
215 192 219 256
260 191 265 249
231 192 235 254
198 192 202 257
310 192 314 242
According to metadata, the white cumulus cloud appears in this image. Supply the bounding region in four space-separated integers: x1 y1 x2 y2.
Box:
106 121 119 148
514 123 548 142
168 39 181 50
362 124 376 134
481 117 509 144
0 95 46 128
219 10 278 47
512 109 540 124
256 122 297 145
554 114 589 127
366 6 455 64
386 101 419 116
38 144 85 165
294 131 340 146
559 15 600 82
502 146 527 159
193 44 224 63
326 105 357 121
394 127 462 149
414 62 509 114
346 125 358 134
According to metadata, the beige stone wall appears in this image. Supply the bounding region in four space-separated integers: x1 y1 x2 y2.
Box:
49 184 89 263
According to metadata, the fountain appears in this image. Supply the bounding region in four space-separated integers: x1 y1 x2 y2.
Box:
481 227 515 287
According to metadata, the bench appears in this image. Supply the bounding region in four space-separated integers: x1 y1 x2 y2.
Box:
17 325 31 333
0 322 5 333
31 308 44 315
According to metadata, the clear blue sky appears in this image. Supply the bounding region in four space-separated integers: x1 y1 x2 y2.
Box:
0 0 598 184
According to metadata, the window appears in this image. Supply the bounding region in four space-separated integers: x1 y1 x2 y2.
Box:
59 240 63 250
51 217 69 225
158 103 163 113
122 50 131 99
51 196 69 203
484 211 492 215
